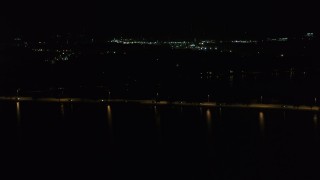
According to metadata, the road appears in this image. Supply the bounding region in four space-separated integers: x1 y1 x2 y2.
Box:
0 96 319 111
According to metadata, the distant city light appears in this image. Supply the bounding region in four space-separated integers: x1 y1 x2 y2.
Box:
306 33 314 37
109 38 243 52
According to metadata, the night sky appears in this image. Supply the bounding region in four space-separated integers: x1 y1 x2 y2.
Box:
1 1 319 39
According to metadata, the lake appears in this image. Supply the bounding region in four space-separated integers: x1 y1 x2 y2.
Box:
0 101 319 179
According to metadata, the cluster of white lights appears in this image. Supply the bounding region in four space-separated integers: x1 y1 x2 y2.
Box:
231 40 258 44
32 49 47 52
110 38 228 52
54 52 74 61
110 39 159 45
267 38 289 42
306 33 314 37
100 51 127 55
33 49 72 53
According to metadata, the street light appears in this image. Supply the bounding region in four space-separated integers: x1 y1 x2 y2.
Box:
60 88 64 97
108 91 111 101
207 94 210 102
16 88 20 100
57 88 64 102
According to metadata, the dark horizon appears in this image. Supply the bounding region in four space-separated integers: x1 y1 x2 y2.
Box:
1 1 319 40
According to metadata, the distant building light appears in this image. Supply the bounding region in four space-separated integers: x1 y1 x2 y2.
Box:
306 33 314 37
278 38 288 41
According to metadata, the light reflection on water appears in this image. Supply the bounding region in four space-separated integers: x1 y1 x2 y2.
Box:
7 102 319 178
11 102 320 149
154 106 161 142
16 102 22 142
70 104 74 112
60 103 65 118
259 111 265 135
313 113 318 128
107 105 113 138
154 106 161 128
16 102 21 124
206 109 212 135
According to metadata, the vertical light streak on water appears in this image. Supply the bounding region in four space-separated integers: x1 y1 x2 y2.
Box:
259 111 265 135
154 106 161 142
16 102 22 142
16 102 21 125
313 113 318 140
60 103 65 119
313 113 318 128
107 105 113 142
206 109 213 136
70 103 74 112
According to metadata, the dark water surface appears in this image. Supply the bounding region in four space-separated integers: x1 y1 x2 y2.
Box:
0 102 319 179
